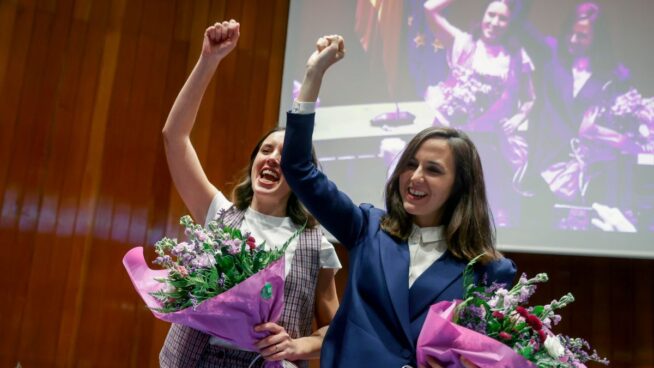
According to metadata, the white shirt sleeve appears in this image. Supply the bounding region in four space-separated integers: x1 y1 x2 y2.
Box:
204 191 233 228
319 235 342 270
448 31 473 69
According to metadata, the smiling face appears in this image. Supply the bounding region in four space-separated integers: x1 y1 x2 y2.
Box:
398 138 456 227
249 130 291 211
481 1 511 44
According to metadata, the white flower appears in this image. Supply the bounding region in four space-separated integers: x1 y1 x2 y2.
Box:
544 335 565 358
163 283 176 294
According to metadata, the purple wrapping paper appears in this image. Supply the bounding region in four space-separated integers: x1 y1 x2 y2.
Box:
417 300 537 368
123 246 285 352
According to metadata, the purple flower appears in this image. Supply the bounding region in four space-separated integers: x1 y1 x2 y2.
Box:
192 253 215 268
224 239 242 255
173 242 192 255
195 230 208 242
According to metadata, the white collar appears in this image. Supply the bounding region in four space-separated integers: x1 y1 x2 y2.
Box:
410 224 444 243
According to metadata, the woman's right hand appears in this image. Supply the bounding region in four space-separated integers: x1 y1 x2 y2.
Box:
202 19 240 62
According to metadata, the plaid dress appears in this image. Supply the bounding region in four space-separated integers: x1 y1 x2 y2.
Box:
159 206 322 368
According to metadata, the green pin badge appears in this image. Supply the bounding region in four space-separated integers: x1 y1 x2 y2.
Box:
261 282 273 300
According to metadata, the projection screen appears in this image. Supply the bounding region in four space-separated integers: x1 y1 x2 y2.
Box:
279 0 654 258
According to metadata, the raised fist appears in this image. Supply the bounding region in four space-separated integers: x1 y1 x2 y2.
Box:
203 19 240 61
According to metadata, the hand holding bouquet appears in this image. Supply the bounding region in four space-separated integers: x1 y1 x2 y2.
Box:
123 209 303 355
417 255 609 368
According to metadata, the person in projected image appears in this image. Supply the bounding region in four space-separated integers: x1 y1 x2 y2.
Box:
281 34 516 368
518 2 638 229
158 20 341 368
423 0 536 227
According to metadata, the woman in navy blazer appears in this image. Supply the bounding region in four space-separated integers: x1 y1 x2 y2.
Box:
281 36 517 368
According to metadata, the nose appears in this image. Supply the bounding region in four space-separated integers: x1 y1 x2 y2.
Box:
265 156 280 167
489 15 499 26
410 166 424 182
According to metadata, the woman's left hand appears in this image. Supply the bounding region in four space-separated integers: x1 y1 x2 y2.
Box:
421 356 479 368
254 322 300 361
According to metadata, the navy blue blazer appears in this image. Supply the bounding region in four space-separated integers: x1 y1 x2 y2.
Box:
281 112 517 368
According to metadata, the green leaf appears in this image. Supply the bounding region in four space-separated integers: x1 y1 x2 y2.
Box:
462 253 485 299
217 255 235 272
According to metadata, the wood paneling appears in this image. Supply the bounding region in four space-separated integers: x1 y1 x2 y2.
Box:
504 253 654 368
1 0 652 367
0 0 290 366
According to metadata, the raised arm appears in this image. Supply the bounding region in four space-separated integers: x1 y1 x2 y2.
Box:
281 36 366 247
423 0 462 50
516 20 555 68
162 20 240 224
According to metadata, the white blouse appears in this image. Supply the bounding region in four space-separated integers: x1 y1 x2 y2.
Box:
407 225 446 288
205 192 342 277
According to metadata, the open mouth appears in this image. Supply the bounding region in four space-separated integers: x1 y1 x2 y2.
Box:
407 186 427 200
259 167 280 184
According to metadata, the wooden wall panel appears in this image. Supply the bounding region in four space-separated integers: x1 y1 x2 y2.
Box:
504 253 654 368
0 0 290 366
1 0 652 367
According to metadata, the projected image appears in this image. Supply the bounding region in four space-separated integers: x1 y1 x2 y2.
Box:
280 0 654 255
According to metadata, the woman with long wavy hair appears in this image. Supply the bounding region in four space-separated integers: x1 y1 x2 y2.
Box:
158 20 341 368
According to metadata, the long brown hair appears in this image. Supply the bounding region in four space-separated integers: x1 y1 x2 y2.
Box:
231 127 318 227
380 127 501 263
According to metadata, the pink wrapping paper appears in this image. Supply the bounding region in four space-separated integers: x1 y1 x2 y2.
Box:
123 246 285 352
417 300 537 368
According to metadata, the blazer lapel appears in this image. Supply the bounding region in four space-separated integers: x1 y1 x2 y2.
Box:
379 236 413 347
408 251 465 320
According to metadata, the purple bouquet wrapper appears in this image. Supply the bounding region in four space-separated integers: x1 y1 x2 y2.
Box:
417 300 537 368
123 246 285 353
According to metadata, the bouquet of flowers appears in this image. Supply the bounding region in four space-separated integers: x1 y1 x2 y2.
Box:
596 88 654 153
123 210 303 356
417 255 609 367
425 66 502 128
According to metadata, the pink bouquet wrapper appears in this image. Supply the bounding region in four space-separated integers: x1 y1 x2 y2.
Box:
417 300 537 368
123 246 285 352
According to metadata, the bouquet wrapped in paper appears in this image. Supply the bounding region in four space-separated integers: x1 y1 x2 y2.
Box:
417 255 609 368
596 87 654 153
425 66 503 128
123 211 303 365
541 87 654 201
